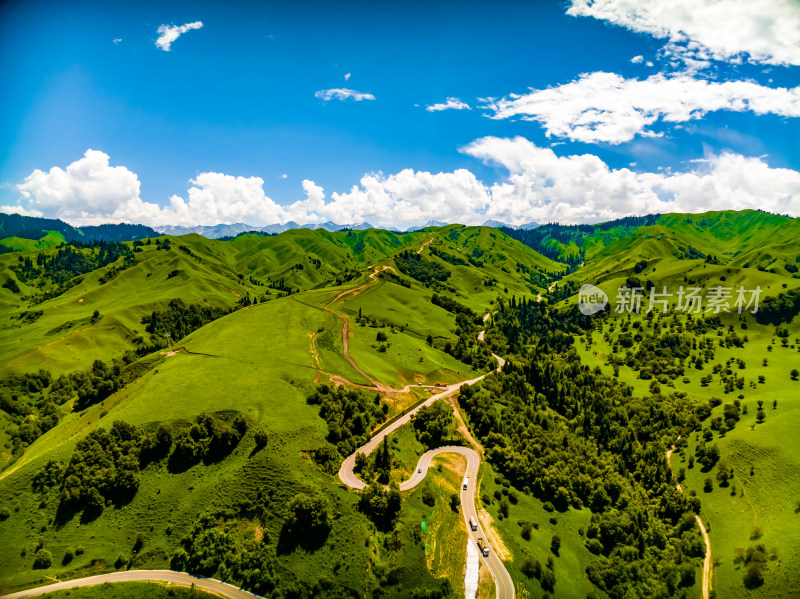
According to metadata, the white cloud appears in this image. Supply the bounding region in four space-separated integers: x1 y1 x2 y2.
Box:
462 136 800 224
155 21 203 52
14 150 286 227
0 205 43 218
168 173 287 225
17 150 148 225
113 38 122 45
426 97 471 112
482 72 800 144
631 55 643 63
294 170 490 228
280 173 288 179
315 88 375 102
13 143 800 229
344 72 351 81
567 0 800 66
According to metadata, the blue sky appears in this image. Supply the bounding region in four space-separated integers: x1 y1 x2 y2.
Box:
1 0 799 228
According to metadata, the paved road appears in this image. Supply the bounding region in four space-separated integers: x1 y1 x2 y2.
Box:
0 569 261 599
338 352 505 491
338 352 514 599
403 446 514 599
6 305 511 599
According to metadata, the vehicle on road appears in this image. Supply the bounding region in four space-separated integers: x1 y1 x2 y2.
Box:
477 538 490 557
462 476 469 490
469 516 478 531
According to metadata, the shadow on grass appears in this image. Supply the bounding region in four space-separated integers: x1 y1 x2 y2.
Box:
276 523 331 555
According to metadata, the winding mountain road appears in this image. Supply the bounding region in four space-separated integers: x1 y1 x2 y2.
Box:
337 353 505 490
338 341 514 598
4 269 513 599
0 570 260 599
393 446 514 599
667 439 712 599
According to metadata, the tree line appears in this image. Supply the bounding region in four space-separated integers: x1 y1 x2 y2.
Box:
461 298 708 597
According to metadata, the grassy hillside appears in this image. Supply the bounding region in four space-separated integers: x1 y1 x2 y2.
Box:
32 582 221 598
0 297 441 596
0 238 255 378
0 231 67 253
0 223 559 596
547 212 800 598
570 309 800 598
2 209 798 598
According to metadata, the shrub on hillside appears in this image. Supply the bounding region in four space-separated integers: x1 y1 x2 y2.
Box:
411 401 457 449
32 549 52 569
254 428 269 449
284 492 331 536
169 413 243 471
358 482 402 531
307 385 385 456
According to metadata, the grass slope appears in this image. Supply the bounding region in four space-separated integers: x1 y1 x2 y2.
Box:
30 581 221 598
571 307 800 596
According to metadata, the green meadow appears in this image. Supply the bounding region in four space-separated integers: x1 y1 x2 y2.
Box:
26 581 220 598
1 210 799 598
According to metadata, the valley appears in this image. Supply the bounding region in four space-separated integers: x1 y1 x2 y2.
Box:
0 210 798 599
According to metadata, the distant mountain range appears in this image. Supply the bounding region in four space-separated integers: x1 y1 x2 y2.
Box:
0 211 539 243
153 219 540 238
482 220 540 230
153 220 377 239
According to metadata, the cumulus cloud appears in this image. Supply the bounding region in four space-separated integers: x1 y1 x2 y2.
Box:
167 173 287 225
0 205 43 218
155 21 203 52
16 149 150 225
11 143 800 229
567 0 800 66
482 72 800 144
113 38 122 45
462 136 800 224
344 72 351 81
426 97 471 112
631 55 643 63
296 169 490 228
315 88 375 102
13 150 287 227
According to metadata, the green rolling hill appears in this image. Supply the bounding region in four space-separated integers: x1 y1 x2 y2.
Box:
1 209 798 598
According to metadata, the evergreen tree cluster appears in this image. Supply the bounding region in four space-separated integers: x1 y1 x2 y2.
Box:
140 299 231 352
12 241 134 285
459 300 708 597
307 384 387 457
33 413 245 523
394 250 451 284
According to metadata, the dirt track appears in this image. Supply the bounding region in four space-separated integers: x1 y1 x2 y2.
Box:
667 438 712 599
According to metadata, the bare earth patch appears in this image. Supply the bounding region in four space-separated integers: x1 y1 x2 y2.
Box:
477 507 511 562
